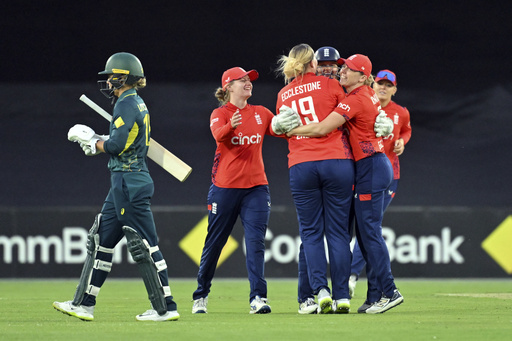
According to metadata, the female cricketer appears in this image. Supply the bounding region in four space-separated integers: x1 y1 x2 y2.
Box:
276 43 354 314
54 52 180 322
349 69 412 297
191 67 300 315
287 54 404 314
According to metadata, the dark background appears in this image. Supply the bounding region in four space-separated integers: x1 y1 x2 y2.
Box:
2 1 512 208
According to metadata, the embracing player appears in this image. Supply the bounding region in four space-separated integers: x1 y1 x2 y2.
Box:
349 69 411 296
287 54 403 314
276 44 354 314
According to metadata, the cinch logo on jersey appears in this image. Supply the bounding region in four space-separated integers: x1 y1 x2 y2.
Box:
337 103 351 112
281 81 322 101
231 132 262 145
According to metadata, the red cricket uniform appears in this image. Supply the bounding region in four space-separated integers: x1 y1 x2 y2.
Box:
380 101 411 179
334 84 398 302
276 72 353 167
277 72 355 300
209 102 274 188
333 85 384 161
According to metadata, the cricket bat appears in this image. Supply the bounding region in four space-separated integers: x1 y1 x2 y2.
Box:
79 94 192 182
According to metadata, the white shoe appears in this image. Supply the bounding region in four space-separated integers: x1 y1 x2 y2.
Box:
192 297 208 314
317 288 333 314
332 299 350 314
250 296 271 314
136 309 180 321
366 290 404 314
349 275 357 298
298 297 318 314
53 300 94 321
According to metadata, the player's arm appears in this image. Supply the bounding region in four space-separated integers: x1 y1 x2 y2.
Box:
96 140 106 153
262 107 283 137
287 111 346 137
399 107 412 145
210 109 239 143
394 108 412 155
103 102 136 155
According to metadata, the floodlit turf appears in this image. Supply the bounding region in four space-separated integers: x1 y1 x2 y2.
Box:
1 278 511 340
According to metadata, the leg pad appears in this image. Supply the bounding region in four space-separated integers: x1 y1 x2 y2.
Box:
123 225 167 315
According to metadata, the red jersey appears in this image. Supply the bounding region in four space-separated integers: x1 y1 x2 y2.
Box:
276 73 353 167
209 102 274 188
333 85 384 162
381 101 411 179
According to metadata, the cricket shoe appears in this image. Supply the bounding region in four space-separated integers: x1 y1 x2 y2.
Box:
357 300 373 314
366 290 404 314
348 274 357 298
317 288 333 314
250 296 271 314
298 297 318 314
53 300 94 321
332 299 350 314
136 309 180 321
192 297 208 314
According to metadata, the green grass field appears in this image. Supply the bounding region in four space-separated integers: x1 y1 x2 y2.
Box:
1 278 511 340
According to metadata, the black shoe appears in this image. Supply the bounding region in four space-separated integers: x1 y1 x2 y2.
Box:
357 300 373 313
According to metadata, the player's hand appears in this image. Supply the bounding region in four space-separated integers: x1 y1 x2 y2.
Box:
393 138 405 156
79 134 108 156
374 112 394 137
80 142 98 156
231 110 242 128
272 105 302 135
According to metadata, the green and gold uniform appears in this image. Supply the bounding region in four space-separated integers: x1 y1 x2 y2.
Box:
81 88 178 312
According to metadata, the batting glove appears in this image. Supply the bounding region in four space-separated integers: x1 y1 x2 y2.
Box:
68 124 107 156
80 134 108 156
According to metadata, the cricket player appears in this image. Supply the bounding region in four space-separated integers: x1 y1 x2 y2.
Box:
288 54 404 314
53 52 179 322
276 44 354 314
290 45 351 314
315 46 343 80
191 67 301 314
349 69 412 297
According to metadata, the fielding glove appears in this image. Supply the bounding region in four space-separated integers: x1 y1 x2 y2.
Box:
272 105 302 135
374 111 394 137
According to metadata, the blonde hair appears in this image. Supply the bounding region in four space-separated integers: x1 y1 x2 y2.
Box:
214 87 230 106
134 77 147 90
364 74 374 86
276 43 315 84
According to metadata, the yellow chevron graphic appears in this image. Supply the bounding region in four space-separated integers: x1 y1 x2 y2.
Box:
481 215 512 274
179 214 239 267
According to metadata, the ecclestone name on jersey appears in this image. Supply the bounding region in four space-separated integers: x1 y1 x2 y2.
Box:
281 81 322 101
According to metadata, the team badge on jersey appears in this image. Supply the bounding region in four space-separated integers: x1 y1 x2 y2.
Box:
255 113 262 125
